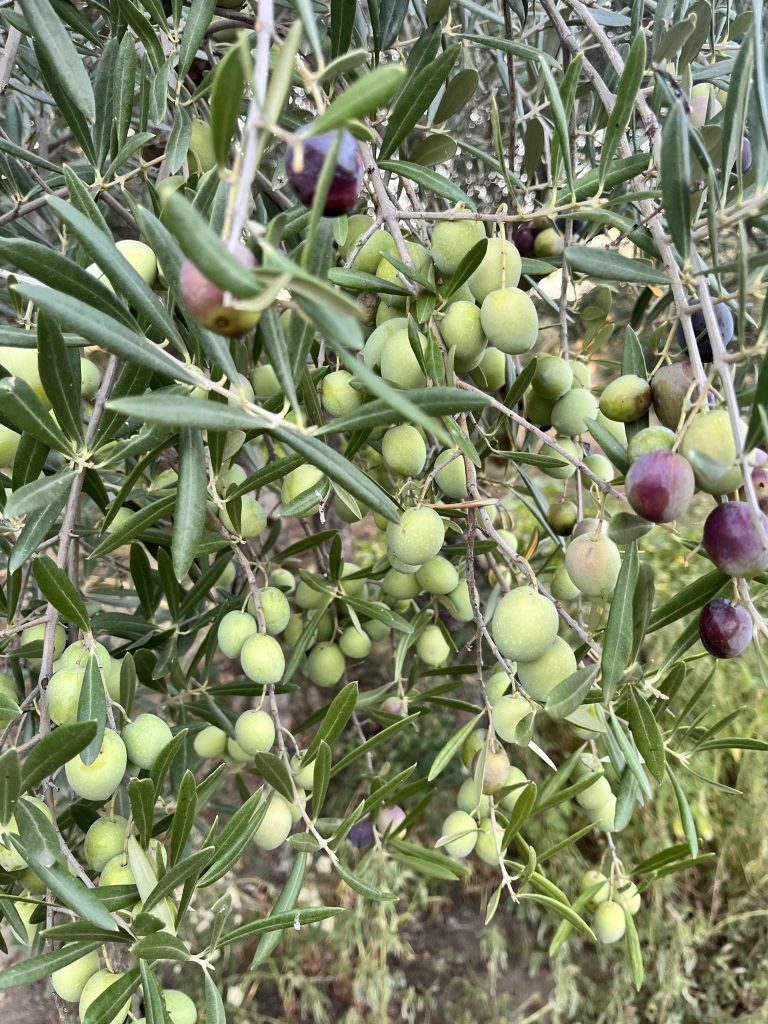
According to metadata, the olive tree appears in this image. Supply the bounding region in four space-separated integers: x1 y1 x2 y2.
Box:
0 0 766 1019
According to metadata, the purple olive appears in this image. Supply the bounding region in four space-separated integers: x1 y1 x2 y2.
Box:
625 450 695 523
703 501 768 578
286 129 363 216
675 303 734 363
348 819 375 849
512 225 539 258
699 598 753 658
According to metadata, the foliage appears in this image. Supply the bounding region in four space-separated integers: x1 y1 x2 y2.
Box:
0 0 766 1021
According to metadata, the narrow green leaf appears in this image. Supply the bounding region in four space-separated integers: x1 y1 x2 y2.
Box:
21 721 96 793
311 741 331 817
0 749 21 826
0 377 72 453
32 555 90 633
77 655 107 765
178 0 217 78
82 967 141 1024
172 429 206 581
169 770 197 866
311 65 406 135
520 892 595 939
427 714 483 782
204 972 226 1024
545 664 599 719
18 0 95 120
601 542 639 700
304 681 358 762
566 247 667 286
132 933 190 962
0 942 102 990
628 690 666 783
251 753 295 803
599 31 646 187
4 470 76 520
661 101 691 263
666 765 698 856
379 46 460 160
538 57 573 187
199 788 268 887
128 777 156 848
378 160 476 209
36 312 84 442
335 862 397 901
250 852 308 966
210 37 247 168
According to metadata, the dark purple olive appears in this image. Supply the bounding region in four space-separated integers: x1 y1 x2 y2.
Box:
513 225 540 258
625 450 695 523
675 302 734 363
699 598 753 658
740 138 752 173
703 501 768 578
348 819 375 849
286 129 363 216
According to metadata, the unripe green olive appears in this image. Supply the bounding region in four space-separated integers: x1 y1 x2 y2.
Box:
65 728 127 803
588 793 617 831
593 900 626 944
235 708 275 755
221 495 267 538
416 624 450 667
375 241 432 308
321 369 363 416
480 748 511 795
88 240 158 290
616 879 641 916
461 727 487 768
541 437 582 479
253 794 294 850
251 587 291 635
550 562 581 602
480 287 538 354
471 346 507 391
575 773 613 812
551 389 599 436
431 218 486 275
162 989 198 1024
46 667 86 726
269 568 296 593
342 215 397 274
290 752 316 790
599 374 652 422
441 810 478 858
227 737 252 764
251 363 281 397
499 766 528 813
79 970 130 1024
381 424 427 477
493 693 532 742
59 640 111 673
84 815 129 872
99 854 135 887
379 327 428 388
474 818 504 864
20 622 66 666
532 353 573 399
468 238 521 302
440 300 487 371
364 619 391 642
583 453 615 482
281 464 327 516
434 448 468 499
123 713 173 770
517 636 577 702
440 580 474 622
491 587 559 662
565 534 622 598
387 507 445 566
456 778 490 816
415 556 459 595
363 317 408 372
284 615 305 647
627 425 676 462
680 409 746 495
189 118 216 172
339 625 372 659
314 611 334 642
295 577 327 610
240 634 285 685
80 359 101 399
547 499 578 536
580 869 610 907
0 345 48 405
306 642 345 687
193 725 228 759
485 668 512 704
51 950 101 1003
0 797 53 871
596 410 626 445
340 562 368 597
0 423 21 467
